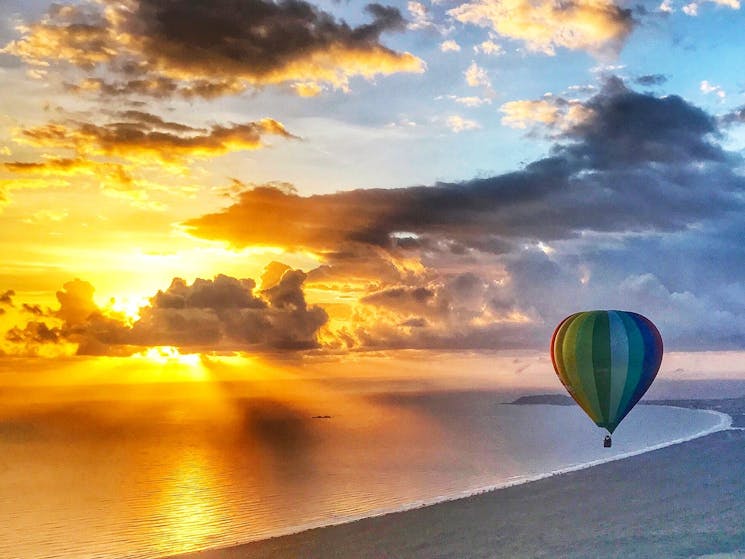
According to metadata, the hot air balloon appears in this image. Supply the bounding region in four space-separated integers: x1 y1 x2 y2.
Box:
550 310 663 447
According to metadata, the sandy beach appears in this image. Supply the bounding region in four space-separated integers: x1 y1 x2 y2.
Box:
168 397 745 559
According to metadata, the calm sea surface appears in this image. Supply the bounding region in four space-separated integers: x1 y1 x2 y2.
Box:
0 384 721 559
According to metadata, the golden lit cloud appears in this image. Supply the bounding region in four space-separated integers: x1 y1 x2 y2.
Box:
4 157 130 184
317 269 539 351
3 0 424 98
14 117 296 164
0 110 296 208
4 78 741 356
292 82 325 97
449 0 633 55
464 61 491 88
2 269 329 356
500 97 595 131
184 185 382 253
440 40 461 52
1 159 132 209
474 37 504 55
446 115 481 132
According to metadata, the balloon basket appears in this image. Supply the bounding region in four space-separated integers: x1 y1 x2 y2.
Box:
603 435 612 448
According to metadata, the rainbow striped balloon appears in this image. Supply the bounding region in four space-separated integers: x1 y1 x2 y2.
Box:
550 310 663 434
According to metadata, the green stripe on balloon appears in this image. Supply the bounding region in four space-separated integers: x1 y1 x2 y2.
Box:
591 311 612 427
573 312 603 424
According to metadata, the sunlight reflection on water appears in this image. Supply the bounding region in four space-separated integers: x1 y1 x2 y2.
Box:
0 388 721 559
153 447 226 556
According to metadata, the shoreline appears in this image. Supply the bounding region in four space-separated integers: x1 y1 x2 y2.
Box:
165 404 734 559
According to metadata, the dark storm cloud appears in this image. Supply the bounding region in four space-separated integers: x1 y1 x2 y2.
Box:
130 0 407 72
720 106 745 127
4 0 423 97
186 78 745 350
558 76 724 167
634 74 667 86
189 78 743 252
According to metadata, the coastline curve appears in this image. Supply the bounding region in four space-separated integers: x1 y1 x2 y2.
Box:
163 405 733 559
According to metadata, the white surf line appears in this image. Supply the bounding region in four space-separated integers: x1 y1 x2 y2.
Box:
161 406 734 558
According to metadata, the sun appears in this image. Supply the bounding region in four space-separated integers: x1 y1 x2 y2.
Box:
107 294 151 324
133 346 207 380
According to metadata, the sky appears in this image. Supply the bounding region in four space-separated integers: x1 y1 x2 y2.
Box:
2 0 745 380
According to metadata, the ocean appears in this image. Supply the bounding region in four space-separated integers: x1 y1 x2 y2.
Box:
0 381 724 559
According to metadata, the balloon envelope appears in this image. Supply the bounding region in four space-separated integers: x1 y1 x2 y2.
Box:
550 310 663 434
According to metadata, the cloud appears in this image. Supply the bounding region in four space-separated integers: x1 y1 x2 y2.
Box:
464 61 490 88
408 1 435 29
634 74 667 86
720 106 745 127
1 157 144 200
473 37 504 55
348 271 538 349
500 96 594 131
4 158 115 176
3 0 424 98
14 78 741 353
188 79 738 254
13 114 296 164
1 110 296 206
712 0 740 7
0 290 14 306
130 272 328 351
183 78 745 350
659 0 674 11
681 0 739 14
4 268 328 355
561 76 725 167
440 39 461 52
22 304 45 316
261 261 293 290
292 82 325 97
700 80 725 99
183 186 368 252
449 0 633 55
436 94 492 107
6 321 61 345
455 96 492 107
446 115 481 132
